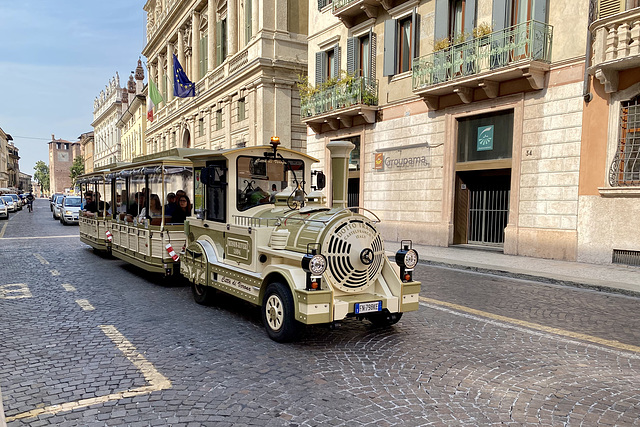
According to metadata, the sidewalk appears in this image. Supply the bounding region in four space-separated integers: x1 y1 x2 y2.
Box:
387 242 640 297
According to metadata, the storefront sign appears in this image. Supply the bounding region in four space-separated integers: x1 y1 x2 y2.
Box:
373 143 431 172
477 125 494 151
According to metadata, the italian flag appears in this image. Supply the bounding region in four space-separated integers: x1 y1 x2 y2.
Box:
147 78 164 122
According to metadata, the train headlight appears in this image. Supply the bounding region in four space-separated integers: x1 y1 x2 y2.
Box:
395 240 418 282
302 244 326 290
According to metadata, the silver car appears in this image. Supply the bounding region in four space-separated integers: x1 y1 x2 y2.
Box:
0 198 8 220
1 195 17 212
7 194 21 211
60 196 81 225
52 194 65 220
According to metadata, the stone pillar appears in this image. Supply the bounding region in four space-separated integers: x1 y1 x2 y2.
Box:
192 11 201 81
208 0 216 71
252 0 258 39
166 43 174 102
273 79 292 148
178 28 186 69
228 0 238 56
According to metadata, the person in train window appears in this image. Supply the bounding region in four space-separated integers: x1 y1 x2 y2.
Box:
170 195 191 224
164 192 177 217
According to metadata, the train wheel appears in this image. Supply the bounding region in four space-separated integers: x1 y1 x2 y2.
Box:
262 282 300 342
192 282 213 305
368 312 402 327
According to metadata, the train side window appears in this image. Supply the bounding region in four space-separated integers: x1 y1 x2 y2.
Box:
198 161 227 222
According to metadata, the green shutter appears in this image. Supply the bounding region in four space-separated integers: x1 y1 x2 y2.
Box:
383 19 397 77
315 51 325 85
333 44 341 78
347 37 358 75
532 0 548 23
465 0 477 34
245 0 252 43
216 21 223 66
370 30 376 82
434 0 448 41
492 0 508 32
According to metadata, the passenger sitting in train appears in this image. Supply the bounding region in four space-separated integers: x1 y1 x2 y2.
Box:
164 192 177 217
170 194 191 224
143 194 163 218
83 191 98 213
126 192 145 222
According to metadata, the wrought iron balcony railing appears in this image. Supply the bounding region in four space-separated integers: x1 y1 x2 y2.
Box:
332 0 354 11
412 20 553 91
301 77 379 119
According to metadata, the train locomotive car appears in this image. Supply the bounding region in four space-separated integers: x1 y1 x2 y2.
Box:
181 139 421 342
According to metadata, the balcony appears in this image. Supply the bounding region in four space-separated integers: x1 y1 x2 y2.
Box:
589 7 640 93
412 20 553 110
332 0 383 27
301 76 378 134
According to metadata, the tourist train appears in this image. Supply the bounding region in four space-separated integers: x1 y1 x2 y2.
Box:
77 138 420 342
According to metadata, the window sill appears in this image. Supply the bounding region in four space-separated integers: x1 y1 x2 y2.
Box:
598 187 640 198
390 71 412 83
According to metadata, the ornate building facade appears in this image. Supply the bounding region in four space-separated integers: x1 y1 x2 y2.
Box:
7 141 20 189
78 131 95 174
92 73 125 168
0 127 10 189
117 60 147 162
141 0 308 154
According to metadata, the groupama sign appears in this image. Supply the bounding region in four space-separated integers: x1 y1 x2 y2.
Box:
374 142 432 171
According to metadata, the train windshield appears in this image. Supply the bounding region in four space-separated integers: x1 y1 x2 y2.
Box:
236 156 305 211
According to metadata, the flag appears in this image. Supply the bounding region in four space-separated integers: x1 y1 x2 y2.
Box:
173 54 195 98
147 78 163 122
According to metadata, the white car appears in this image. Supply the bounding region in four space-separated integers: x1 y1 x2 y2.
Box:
1 195 16 212
52 194 65 220
0 198 8 220
60 196 81 225
6 194 21 211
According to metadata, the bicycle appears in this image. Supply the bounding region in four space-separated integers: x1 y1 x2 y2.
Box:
27 200 33 212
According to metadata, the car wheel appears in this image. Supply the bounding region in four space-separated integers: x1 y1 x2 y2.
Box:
262 282 301 342
368 312 402 327
192 282 213 305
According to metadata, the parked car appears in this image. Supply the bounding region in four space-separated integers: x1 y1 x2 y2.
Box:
1 195 17 212
0 198 8 220
6 194 21 211
52 194 65 220
50 193 63 211
60 196 81 225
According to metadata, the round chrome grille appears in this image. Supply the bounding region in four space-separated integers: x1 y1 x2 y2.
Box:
322 218 384 293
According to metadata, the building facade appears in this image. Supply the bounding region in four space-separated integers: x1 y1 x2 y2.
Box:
579 0 640 264
117 60 147 162
0 127 10 189
79 131 95 174
92 74 125 168
18 172 32 193
141 0 308 154
305 0 591 261
7 142 20 190
48 135 81 194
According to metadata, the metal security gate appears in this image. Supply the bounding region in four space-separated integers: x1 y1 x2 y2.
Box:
468 186 510 245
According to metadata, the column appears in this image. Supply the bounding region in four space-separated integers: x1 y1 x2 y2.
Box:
252 0 258 39
208 0 216 71
166 42 174 102
192 11 201 81
228 0 238 56
158 54 165 107
178 28 186 68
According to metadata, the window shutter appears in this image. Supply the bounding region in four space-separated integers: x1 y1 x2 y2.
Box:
411 8 419 60
465 0 477 35
370 30 377 82
315 51 325 85
245 0 252 42
492 0 508 32
333 44 341 78
598 0 624 18
383 19 397 76
434 0 448 41
216 20 223 65
532 0 548 23
347 37 357 75
318 0 327 10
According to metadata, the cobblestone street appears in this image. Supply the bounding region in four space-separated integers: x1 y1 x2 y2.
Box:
1 200 639 426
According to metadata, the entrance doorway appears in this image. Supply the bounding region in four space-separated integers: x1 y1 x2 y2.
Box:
331 136 361 208
454 169 510 246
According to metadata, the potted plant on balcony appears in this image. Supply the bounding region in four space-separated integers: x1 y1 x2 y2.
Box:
297 75 318 117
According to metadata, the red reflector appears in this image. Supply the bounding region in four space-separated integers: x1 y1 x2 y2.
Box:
311 282 318 289
404 274 411 282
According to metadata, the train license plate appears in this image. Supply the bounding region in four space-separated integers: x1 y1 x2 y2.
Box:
355 301 381 314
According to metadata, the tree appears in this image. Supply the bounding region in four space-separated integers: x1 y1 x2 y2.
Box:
33 161 50 193
70 155 84 188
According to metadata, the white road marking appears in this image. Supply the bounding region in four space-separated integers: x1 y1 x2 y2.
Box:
33 253 49 265
75 299 95 311
0 284 32 299
61 284 76 292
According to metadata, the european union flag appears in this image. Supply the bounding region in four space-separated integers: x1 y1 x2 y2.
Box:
173 54 195 98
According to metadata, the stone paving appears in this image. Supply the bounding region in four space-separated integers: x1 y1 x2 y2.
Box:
1 200 639 426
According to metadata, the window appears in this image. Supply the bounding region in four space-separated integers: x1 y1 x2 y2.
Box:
317 0 332 10
244 0 252 44
216 18 227 66
197 161 227 222
199 34 208 79
457 110 513 163
383 8 419 76
198 118 205 137
216 109 223 130
315 44 340 85
238 98 246 121
610 95 640 186
347 30 376 81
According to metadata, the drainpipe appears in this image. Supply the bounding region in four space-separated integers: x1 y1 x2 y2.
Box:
583 0 598 102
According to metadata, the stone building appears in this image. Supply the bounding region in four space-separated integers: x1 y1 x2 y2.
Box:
78 131 95 174
117 60 147 162
0 127 10 188
48 135 81 194
18 172 32 193
7 142 20 190
92 73 125 168
141 0 308 154
579 0 640 265
304 0 593 262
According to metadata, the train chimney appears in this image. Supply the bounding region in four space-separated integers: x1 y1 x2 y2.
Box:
326 140 354 209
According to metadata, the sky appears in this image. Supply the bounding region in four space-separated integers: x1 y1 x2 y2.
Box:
0 1 146 178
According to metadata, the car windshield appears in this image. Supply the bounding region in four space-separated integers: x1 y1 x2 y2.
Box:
56 196 64 203
64 197 82 207
2 196 12 203
9 194 18 201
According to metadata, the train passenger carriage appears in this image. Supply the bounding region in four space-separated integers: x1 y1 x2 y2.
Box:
180 138 421 342
78 168 120 252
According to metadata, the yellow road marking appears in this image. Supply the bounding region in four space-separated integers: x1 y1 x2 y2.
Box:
75 299 95 311
34 253 49 265
0 284 32 299
420 296 640 354
5 325 171 422
50 270 60 276
61 284 76 292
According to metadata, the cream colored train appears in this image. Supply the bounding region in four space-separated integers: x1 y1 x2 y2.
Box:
78 139 420 342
